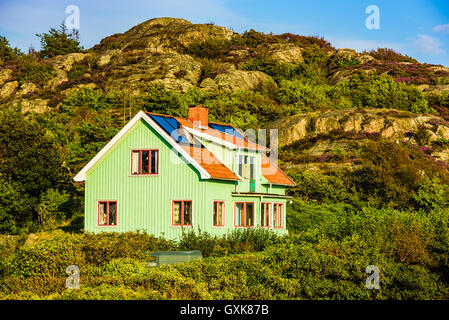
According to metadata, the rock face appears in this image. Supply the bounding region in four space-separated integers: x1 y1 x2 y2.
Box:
266 44 303 64
0 81 18 99
17 98 49 114
269 108 443 147
47 52 87 89
0 69 13 86
203 69 275 91
271 109 449 168
96 17 234 53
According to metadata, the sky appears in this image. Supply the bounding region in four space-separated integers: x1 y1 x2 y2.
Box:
0 0 448 66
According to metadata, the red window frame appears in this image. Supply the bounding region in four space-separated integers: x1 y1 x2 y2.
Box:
171 200 193 227
273 203 285 229
131 149 159 175
97 201 118 227
260 202 272 228
234 202 255 228
213 201 225 227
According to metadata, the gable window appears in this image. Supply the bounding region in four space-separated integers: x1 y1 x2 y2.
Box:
213 201 225 227
234 202 255 227
273 203 284 228
260 202 272 228
131 150 159 175
238 155 255 179
172 200 192 226
98 201 117 226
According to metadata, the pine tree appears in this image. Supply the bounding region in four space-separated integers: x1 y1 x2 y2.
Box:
36 23 84 58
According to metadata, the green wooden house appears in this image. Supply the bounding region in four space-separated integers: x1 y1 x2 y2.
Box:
74 106 295 240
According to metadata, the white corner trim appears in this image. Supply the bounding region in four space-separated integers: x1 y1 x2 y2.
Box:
73 111 211 182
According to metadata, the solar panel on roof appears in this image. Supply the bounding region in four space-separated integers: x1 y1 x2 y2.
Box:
209 123 245 140
149 114 189 144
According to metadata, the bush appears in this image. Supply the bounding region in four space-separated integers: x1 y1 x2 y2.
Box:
363 48 418 63
15 54 55 85
178 228 280 257
36 189 70 230
331 72 432 113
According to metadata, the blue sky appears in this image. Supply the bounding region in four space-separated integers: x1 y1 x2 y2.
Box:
1 0 448 66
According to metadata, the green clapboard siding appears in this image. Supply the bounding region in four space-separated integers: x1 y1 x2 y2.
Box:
84 119 289 240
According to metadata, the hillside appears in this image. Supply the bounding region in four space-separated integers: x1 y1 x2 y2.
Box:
3 17 449 301
1 17 449 114
0 17 449 229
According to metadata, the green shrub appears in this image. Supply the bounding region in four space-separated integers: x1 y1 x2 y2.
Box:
36 189 70 229
15 54 55 85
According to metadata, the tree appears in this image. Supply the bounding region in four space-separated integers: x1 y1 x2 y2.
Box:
0 108 68 233
36 23 83 58
0 35 20 63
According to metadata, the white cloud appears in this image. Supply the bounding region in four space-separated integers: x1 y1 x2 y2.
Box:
413 34 444 56
433 23 449 33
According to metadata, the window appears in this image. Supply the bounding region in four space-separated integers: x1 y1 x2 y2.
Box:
235 202 255 227
172 200 192 226
213 201 225 227
98 201 117 226
260 202 272 227
131 150 159 175
273 203 284 228
238 155 255 179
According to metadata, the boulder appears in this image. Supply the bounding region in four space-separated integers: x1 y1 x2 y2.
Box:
212 70 275 91
52 52 87 71
0 81 18 99
17 98 49 114
266 43 303 64
437 125 449 140
100 17 235 53
17 82 38 97
96 49 121 67
0 68 13 86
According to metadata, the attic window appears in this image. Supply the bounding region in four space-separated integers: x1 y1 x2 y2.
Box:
131 150 159 175
238 155 255 179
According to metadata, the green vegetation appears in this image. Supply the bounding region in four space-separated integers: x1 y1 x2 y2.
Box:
0 36 21 63
1 24 449 300
363 48 418 63
2 204 449 299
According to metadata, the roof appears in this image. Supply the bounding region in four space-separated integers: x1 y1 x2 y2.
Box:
151 113 269 151
261 155 296 186
180 145 239 181
74 110 294 186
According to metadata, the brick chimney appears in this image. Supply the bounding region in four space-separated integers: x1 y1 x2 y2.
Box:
188 105 208 128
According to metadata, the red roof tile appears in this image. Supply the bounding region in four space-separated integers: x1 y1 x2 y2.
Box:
261 155 295 186
180 145 239 181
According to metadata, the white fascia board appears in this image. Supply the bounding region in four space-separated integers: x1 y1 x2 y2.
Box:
73 111 211 182
73 111 144 182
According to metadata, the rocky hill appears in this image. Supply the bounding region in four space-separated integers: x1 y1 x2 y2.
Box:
1 17 449 172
